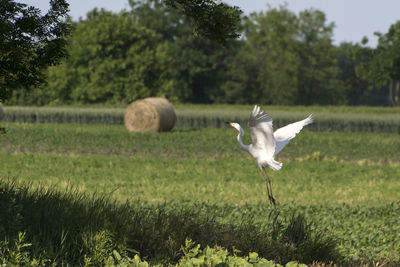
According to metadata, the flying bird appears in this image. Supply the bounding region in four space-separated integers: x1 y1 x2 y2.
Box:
227 105 313 205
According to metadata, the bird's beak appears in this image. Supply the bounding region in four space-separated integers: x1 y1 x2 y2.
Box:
225 122 232 126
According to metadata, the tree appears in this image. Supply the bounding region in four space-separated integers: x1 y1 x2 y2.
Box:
163 0 242 44
0 0 70 101
216 40 259 104
295 9 344 105
336 42 372 105
371 22 400 106
242 5 300 104
223 6 346 105
41 9 175 104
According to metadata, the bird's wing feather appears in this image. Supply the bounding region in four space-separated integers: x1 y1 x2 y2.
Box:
273 114 313 155
248 105 275 157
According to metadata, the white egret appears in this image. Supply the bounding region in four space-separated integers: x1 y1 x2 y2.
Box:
227 105 313 205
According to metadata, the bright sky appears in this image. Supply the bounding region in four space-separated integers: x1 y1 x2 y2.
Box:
32 0 400 47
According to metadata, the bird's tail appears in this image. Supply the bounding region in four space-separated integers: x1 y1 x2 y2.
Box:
303 114 314 126
267 159 282 171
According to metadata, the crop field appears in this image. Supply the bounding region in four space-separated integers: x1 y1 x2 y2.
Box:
3 104 400 132
1 105 400 266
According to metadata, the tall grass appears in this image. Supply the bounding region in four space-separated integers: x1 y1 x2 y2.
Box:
2 105 400 132
0 181 340 265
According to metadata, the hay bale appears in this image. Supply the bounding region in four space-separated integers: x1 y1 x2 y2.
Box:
124 97 176 132
0 101 3 121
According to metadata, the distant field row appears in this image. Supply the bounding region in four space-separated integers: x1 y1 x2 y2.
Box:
2 105 400 132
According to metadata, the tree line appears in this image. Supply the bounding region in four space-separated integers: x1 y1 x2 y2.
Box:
6 0 400 106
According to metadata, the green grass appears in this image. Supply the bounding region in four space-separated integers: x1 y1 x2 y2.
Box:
1 122 400 161
1 152 400 206
1 122 400 206
1 121 400 265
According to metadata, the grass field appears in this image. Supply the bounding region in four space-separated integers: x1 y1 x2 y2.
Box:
2 122 400 161
1 123 400 206
2 152 400 206
1 106 400 265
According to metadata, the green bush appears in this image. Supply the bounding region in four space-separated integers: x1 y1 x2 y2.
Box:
0 234 311 267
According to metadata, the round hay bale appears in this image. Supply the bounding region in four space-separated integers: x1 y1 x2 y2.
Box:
124 97 176 132
0 101 3 121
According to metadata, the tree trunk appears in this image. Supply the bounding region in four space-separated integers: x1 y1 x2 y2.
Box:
389 80 394 106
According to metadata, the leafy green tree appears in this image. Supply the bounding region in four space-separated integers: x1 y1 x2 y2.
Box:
336 42 370 105
215 40 259 104
368 22 400 106
163 0 242 44
170 37 233 103
42 9 175 104
129 0 191 41
295 9 344 105
223 6 346 105
242 5 300 104
0 0 70 101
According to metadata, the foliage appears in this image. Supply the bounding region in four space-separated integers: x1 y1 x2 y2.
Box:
239 5 300 104
163 0 242 44
0 232 49 266
129 0 242 44
373 21 400 106
0 232 312 267
45 9 174 105
179 239 308 266
335 43 372 105
295 9 344 105
0 0 70 101
219 6 345 105
7 1 392 106
355 21 400 106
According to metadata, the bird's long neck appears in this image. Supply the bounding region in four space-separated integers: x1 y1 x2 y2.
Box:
237 126 249 152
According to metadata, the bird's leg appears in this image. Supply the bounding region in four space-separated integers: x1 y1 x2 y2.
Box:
266 171 276 206
260 168 276 206
258 168 270 201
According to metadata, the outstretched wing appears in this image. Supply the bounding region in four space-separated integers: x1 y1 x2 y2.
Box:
248 105 275 157
273 114 313 155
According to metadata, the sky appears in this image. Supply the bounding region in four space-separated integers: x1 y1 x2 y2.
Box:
32 0 400 47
